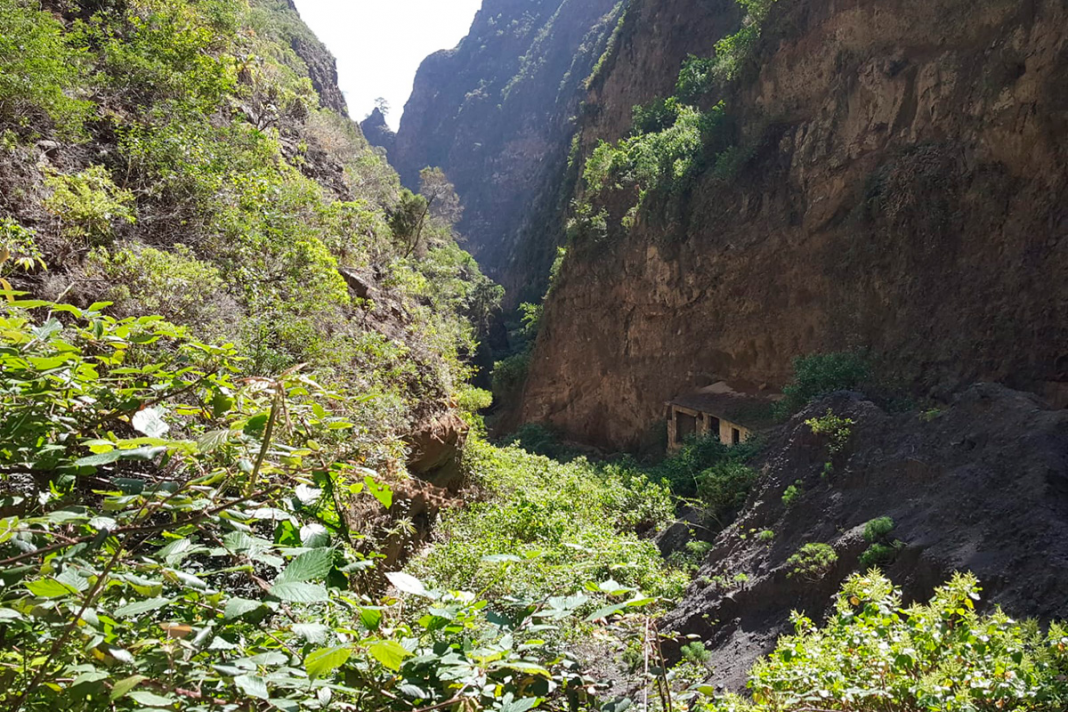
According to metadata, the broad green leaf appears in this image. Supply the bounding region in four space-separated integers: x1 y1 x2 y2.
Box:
305 645 352 679
292 623 330 643
132 407 169 438
156 538 191 558
234 674 269 700
299 522 330 547
385 571 429 598
368 640 412 671
359 607 383 631
114 597 172 618
197 429 231 453
363 475 392 509
276 548 333 584
110 675 147 701
269 581 328 603
26 578 79 598
73 449 123 467
585 603 628 622
0 517 17 545
127 689 175 706
501 696 540 712
223 597 263 620
494 660 551 677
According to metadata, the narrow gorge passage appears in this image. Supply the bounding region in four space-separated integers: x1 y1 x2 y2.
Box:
1 0 1067 710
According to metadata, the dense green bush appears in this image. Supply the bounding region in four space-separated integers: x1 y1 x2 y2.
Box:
584 102 727 218
86 244 231 330
696 461 758 525
859 516 904 569
0 298 612 712
651 434 761 498
786 543 838 581
863 516 896 543
0 0 91 137
491 351 531 403
44 166 136 245
711 0 780 82
699 572 1068 711
776 352 874 416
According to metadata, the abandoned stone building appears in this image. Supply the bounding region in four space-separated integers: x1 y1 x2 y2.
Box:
667 383 778 451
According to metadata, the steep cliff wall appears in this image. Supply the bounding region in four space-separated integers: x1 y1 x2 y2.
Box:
520 0 1068 449
392 0 624 296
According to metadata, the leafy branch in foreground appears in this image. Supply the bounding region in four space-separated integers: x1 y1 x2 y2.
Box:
0 298 621 711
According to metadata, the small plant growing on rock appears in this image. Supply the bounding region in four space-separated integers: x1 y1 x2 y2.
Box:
786 543 837 581
806 409 855 455
859 516 905 569
757 529 775 543
670 539 715 573
782 480 803 507
863 516 895 542
681 641 714 666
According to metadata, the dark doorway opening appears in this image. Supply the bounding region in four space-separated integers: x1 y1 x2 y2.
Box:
676 412 697 443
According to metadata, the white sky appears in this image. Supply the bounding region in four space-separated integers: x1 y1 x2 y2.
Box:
292 0 483 130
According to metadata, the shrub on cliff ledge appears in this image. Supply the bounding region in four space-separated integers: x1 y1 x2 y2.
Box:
776 351 873 417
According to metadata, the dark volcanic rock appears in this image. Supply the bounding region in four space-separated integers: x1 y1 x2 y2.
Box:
662 384 1068 690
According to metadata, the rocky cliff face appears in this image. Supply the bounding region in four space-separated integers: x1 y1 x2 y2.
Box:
520 0 1068 450
281 0 349 116
361 107 397 155
392 0 624 297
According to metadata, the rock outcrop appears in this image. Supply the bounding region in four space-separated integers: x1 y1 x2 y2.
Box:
519 0 1068 449
282 0 348 116
361 107 396 156
391 0 624 299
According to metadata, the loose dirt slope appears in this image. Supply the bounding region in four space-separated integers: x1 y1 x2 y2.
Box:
663 384 1068 690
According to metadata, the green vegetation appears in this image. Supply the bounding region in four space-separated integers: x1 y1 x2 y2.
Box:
803 405 854 456
859 516 905 569
669 539 715 573
699 572 1068 711
1 0 499 453
574 0 782 239
44 166 137 245
408 437 687 603
786 543 838 581
777 352 874 417
710 0 781 83
863 516 896 542
806 408 856 477
757 529 775 543
653 434 762 499
0 0 91 137
782 480 803 507
583 101 730 226
0 298 618 711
